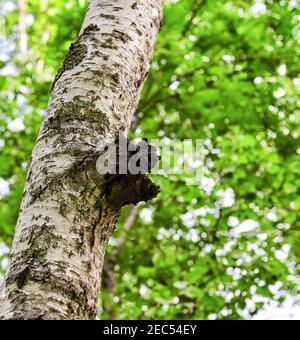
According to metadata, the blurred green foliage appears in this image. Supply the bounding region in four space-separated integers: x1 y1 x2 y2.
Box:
0 0 299 320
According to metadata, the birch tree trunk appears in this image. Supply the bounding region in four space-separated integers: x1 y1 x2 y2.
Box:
0 0 163 320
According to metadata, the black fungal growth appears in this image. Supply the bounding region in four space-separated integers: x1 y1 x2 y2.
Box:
103 137 160 209
104 174 160 209
88 137 160 210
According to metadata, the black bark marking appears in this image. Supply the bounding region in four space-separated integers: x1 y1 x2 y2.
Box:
100 14 116 20
82 24 100 35
112 29 133 43
17 266 30 289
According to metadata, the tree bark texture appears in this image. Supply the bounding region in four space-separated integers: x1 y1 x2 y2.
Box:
0 0 163 320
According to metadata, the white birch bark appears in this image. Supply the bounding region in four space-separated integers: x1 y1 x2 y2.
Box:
0 0 163 320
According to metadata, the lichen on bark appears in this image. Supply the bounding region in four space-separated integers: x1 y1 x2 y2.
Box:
45 97 110 133
52 24 100 91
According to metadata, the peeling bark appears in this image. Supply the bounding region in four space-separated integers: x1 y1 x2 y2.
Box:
0 0 163 320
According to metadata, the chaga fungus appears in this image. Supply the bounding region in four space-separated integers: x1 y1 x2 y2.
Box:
103 137 160 209
104 174 160 209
